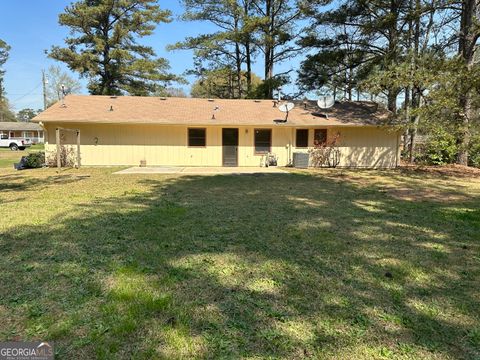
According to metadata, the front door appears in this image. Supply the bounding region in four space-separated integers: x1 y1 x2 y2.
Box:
222 128 239 167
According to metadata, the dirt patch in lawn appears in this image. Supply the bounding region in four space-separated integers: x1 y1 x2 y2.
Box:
317 168 475 202
399 164 480 178
384 186 470 202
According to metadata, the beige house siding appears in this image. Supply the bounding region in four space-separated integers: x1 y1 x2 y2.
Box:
44 123 400 168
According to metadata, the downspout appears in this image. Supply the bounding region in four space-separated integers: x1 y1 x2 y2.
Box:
290 127 294 166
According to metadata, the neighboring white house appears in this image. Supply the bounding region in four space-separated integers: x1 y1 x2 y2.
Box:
0 122 45 144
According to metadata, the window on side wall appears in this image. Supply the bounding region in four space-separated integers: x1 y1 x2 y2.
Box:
296 129 309 148
314 129 327 147
188 128 206 147
254 129 271 154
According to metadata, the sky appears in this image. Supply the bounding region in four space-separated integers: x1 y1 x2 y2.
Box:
0 0 304 112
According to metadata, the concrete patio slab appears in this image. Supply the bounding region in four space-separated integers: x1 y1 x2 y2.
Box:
114 167 184 174
114 166 288 175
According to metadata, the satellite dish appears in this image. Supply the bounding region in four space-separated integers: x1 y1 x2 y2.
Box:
278 102 295 113
276 102 295 123
317 95 335 109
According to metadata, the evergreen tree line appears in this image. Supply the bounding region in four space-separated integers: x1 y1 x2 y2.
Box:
298 0 480 166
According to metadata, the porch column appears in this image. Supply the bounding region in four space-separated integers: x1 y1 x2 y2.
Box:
56 128 61 169
76 131 81 168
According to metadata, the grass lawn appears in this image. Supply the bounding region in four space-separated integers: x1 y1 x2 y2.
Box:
0 167 479 359
0 144 45 168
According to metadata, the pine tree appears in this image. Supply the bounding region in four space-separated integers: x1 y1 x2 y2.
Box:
0 39 14 122
251 0 303 98
170 0 257 97
298 0 412 112
50 0 176 96
190 67 262 98
174 0 302 99
0 39 11 104
456 0 480 165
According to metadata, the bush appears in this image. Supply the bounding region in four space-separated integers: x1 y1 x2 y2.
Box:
46 146 76 167
308 133 341 168
415 129 457 165
24 152 45 168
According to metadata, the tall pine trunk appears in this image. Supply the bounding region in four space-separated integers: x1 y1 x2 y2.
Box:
235 42 243 98
234 16 243 99
457 0 477 165
386 0 400 113
243 1 253 95
245 41 252 94
408 0 422 163
264 0 274 99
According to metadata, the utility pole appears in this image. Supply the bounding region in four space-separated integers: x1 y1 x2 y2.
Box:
42 70 48 111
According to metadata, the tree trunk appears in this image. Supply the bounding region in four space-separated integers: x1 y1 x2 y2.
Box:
245 41 252 94
386 0 400 113
387 90 398 113
264 0 274 99
405 86 412 162
457 96 472 165
409 90 421 163
347 67 353 101
243 1 253 95
456 0 477 165
234 16 243 99
408 0 422 163
235 42 242 98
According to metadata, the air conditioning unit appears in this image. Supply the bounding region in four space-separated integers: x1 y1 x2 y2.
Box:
293 152 309 168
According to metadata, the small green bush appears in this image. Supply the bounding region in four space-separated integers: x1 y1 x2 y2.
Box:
24 152 45 168
416 129 458 165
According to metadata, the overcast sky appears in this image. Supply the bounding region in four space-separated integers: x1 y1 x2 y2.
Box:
0 0 304 112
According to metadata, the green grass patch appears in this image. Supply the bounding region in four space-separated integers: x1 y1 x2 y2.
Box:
0 167 479 359
0 144 45 168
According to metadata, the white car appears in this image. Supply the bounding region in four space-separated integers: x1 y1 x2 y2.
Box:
0 134 32 151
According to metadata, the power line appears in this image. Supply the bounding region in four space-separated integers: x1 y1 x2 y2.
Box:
8 92 42 96
9 83 43 103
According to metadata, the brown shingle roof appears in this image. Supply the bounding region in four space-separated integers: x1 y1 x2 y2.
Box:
33 95 392 127
0 122 43 131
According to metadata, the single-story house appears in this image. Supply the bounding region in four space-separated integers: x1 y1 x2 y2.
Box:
0 122 45 144
33 95 400 168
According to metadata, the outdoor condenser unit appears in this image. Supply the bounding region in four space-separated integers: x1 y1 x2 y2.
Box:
293 152 309 168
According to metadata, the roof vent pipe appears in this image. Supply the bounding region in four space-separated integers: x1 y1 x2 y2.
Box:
109 105 114 111
212 106 219 119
